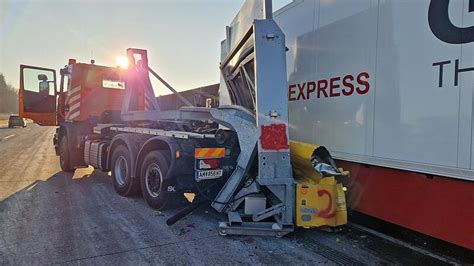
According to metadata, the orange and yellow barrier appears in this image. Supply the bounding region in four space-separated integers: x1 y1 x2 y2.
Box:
194 148 225 158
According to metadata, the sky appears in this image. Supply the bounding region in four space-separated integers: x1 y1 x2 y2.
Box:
0 0 291 96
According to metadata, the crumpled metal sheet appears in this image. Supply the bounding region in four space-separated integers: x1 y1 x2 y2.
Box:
313 162 342 177
290 141 344 181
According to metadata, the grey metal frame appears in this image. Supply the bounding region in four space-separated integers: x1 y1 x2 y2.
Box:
214 0 295 236
117 0 294 237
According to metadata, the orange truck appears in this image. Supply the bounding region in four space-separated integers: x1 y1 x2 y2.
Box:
19 50 239 211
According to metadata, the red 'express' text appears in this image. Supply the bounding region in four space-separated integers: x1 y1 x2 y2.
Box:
288 72 370 101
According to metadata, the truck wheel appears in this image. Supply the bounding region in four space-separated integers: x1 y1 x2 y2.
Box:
111 144 140 196
140 151 170 210
59 136 74 172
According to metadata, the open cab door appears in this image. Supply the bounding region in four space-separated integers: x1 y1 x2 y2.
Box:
19 65 57 126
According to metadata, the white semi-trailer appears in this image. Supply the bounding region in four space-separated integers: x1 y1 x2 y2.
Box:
220 0 474 249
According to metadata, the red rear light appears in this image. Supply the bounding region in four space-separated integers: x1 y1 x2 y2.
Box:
197 158 220 169
204 159 219 168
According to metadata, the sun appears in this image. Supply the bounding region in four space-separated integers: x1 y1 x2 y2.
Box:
115 56 129 69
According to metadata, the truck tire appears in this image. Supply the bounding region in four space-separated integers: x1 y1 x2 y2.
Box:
111 144 140 196
59 136 74 172
140 150 170 210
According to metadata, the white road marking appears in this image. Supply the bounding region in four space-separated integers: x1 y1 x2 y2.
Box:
2 134 15 140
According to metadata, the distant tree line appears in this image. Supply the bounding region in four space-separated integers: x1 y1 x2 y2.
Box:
0 73 18 114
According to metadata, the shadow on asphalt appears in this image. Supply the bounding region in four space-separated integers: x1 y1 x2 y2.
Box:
0 169 467 265
0 169 191 213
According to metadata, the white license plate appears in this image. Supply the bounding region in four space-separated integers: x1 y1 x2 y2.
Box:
195 169 223 180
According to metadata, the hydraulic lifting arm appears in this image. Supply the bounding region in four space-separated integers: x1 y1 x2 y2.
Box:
212 0 295 236
118 0 295 237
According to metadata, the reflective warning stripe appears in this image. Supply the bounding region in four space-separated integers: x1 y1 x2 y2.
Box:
68 86 81 96
68 111 81 120
65 86 81 121
194 148 225 158
69 102 80 112
68 94 81 105
65 86 81 103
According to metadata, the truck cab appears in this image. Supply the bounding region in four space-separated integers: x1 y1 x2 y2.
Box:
19 61 131 177
19 61 126 126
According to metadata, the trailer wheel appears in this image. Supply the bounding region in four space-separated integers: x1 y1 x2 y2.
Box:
111 144 140 196
59 136 74 172
140 151 170 210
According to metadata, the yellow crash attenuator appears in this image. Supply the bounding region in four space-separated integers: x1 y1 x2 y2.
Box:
290 140 348 228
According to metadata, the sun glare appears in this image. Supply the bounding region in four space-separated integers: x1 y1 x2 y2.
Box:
115 56 129 69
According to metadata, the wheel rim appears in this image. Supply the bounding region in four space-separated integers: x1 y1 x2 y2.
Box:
114 155 128 186
145 163 163 198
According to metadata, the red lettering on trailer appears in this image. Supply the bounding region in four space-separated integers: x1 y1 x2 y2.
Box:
306 81 316 99
342 75 355 96
356 72 370 94
297 83 306 100
317 80 329 98
329 77 341 97
287 71 370 101
288 84 297 101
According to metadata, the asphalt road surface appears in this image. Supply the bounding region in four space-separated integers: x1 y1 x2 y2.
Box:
0 124 455 265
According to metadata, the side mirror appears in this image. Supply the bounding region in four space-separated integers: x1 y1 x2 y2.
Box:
38 74 48 81
39 80 50 94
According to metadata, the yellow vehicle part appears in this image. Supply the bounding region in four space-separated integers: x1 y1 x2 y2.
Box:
290 140 348 228
290 141 324 182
